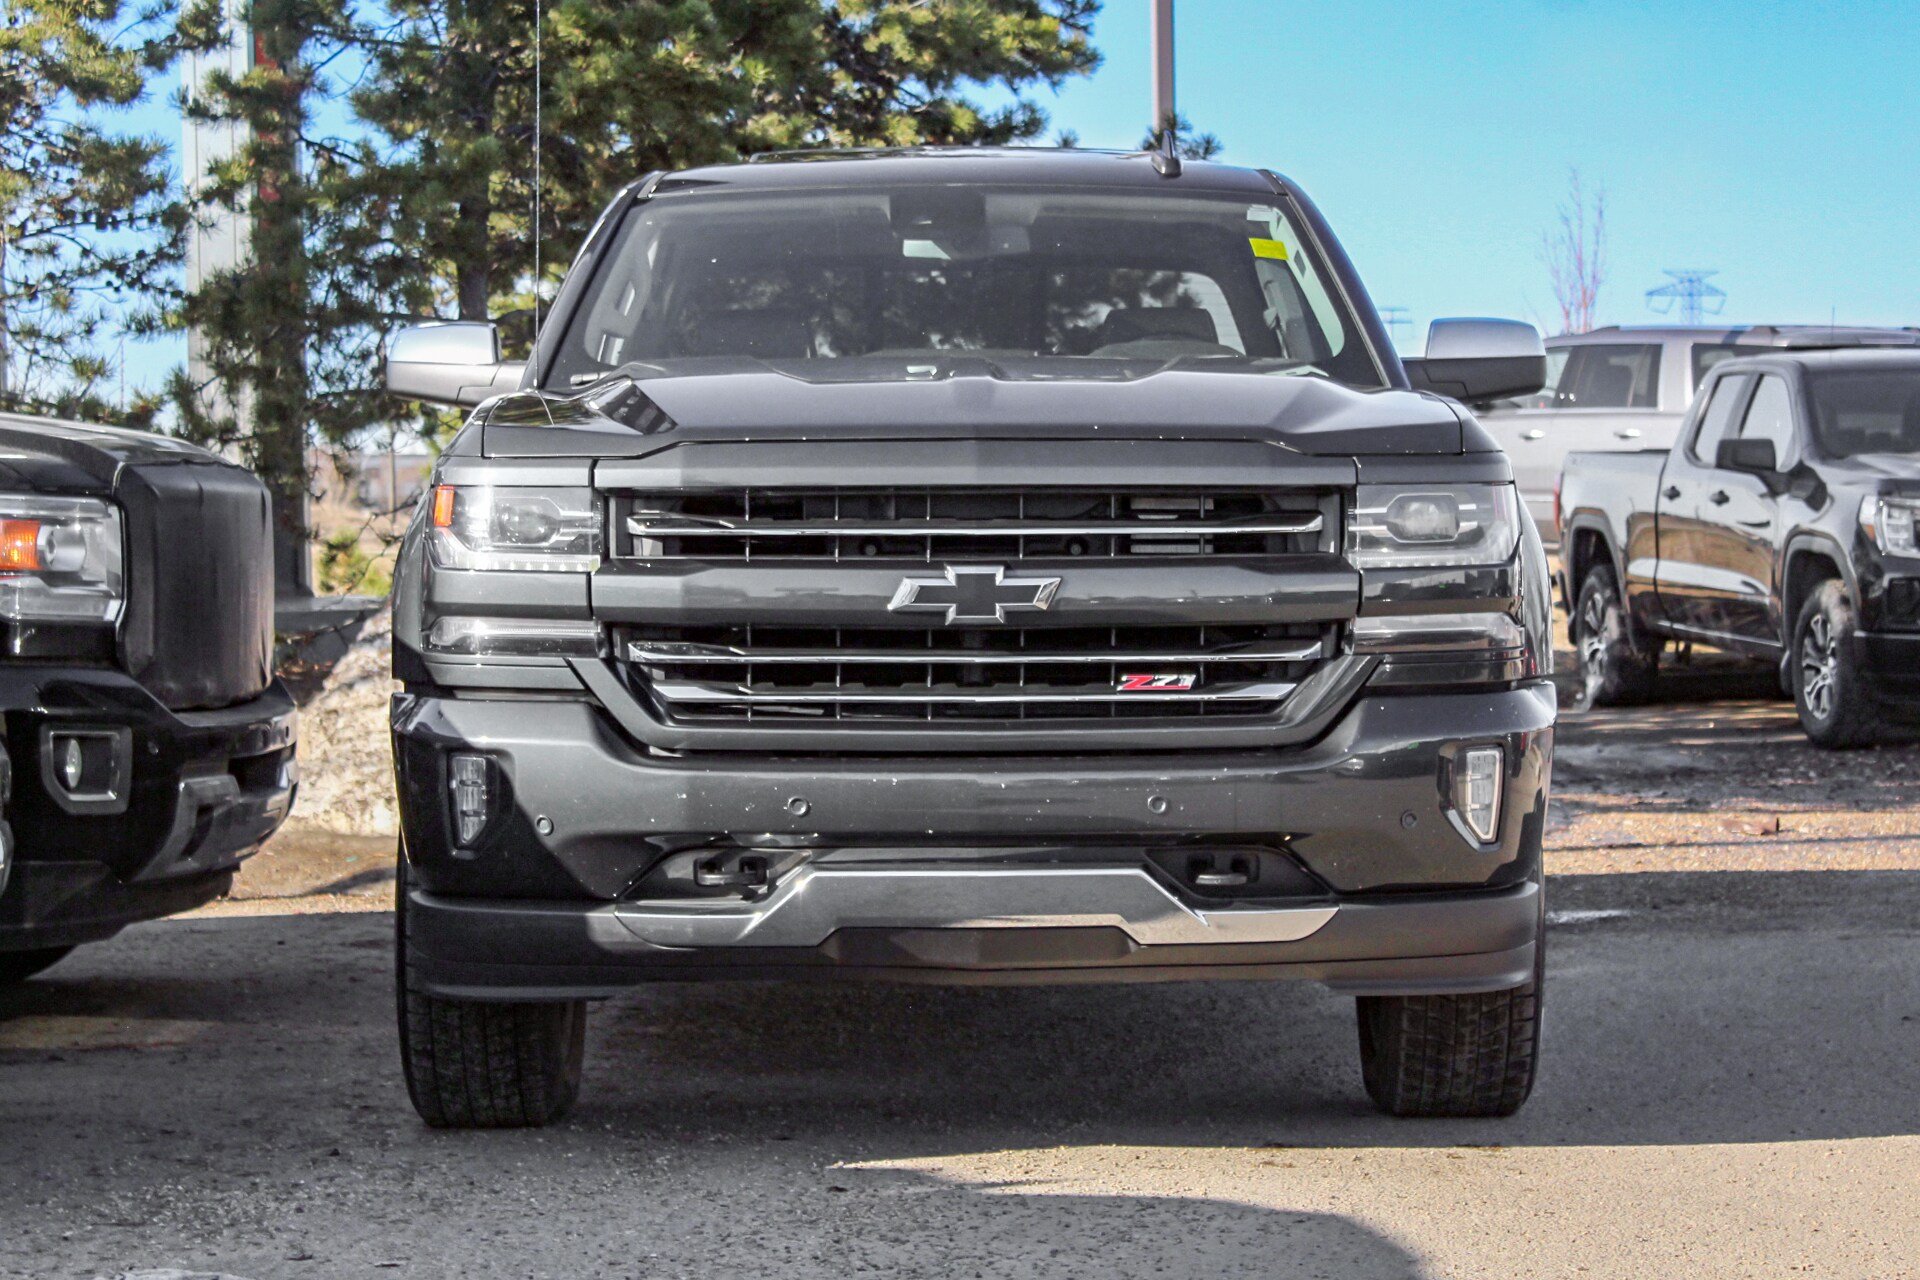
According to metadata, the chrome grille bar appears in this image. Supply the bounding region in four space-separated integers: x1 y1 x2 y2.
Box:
649 680 1299 705
627 639 1326 665
627 514 1323 539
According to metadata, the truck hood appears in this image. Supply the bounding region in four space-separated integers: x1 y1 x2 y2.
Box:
0 411 239 494
477 360 1466 459
1830 452 1920 485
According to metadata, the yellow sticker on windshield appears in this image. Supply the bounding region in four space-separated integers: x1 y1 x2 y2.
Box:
1249 237 1290 260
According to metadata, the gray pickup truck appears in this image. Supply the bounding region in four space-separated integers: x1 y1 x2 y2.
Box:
1559 347 1920 746
1482 324 1919 538
381 147 1557 1127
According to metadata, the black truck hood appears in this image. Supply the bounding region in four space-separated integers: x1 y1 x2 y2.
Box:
0 412 236 493
478 363 1467 459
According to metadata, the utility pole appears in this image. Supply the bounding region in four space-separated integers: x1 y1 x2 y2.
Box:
1645 269 1726 327
1149 0 1175 144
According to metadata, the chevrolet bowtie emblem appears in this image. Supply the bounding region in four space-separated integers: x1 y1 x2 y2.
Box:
887 564 1062 625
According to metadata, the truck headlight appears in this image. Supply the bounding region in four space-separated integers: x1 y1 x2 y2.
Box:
0 495 125 623
1347 484 1520 569
427 485 602 572
1861 496 1919 556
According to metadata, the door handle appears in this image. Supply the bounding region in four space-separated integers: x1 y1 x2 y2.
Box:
1710 490 1730 505
1662 486 1682 501
1523 428 1546 440
1613 428 1643 440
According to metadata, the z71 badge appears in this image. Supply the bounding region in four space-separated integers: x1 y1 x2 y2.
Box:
1116 673 1197 692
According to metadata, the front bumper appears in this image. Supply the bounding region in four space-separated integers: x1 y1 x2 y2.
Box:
394 680 1554 995
0 669 297 950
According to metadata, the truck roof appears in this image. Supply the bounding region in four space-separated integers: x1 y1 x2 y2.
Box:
656 146 1283 196
1554 324 1920 347
1712 347 1920 374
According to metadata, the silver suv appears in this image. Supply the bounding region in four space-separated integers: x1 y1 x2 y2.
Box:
1480 324 1918 539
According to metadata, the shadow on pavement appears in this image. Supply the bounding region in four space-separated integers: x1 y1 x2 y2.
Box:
1 868 1916 1158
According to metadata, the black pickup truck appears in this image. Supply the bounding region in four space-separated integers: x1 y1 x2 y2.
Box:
382 147 1557 1126
0 413 297 983
1560 347 1920 745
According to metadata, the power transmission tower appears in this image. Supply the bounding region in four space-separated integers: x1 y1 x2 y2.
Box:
1645 270 1727 326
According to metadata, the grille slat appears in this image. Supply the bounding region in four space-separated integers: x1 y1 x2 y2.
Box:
618 486 1334 563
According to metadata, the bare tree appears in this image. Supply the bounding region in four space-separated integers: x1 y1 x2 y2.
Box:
1541 169 1607 334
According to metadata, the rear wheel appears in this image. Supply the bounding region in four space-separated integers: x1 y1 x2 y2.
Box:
1572 564 1658 707
396 854 586 1128
0 946 75 985
1793 579 1883 749
1356 929 1544 1118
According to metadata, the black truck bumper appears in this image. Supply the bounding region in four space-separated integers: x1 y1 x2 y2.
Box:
394 681 1554 997
0 669 297 951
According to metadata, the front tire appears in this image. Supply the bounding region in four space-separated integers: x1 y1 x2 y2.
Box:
0 946 75 985
396 855 586 1128
1571 564 1658 707
1793 579 1883 749
1356 931 1543 1118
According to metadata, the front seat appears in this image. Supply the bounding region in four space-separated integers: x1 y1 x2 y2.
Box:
681 309 814 359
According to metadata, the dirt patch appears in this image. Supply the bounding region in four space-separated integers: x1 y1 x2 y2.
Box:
288 604 397 837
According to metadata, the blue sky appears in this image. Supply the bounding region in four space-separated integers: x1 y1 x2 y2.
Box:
1042 0 1920 347
113 0 1920 394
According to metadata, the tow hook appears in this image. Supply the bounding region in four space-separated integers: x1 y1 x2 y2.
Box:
1186 851 1254 890
695 853 771 891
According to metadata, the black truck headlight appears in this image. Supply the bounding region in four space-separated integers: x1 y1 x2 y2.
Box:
1861 496 1920 557
0 495 125 623
428 485 602 572
1347 484 1520 569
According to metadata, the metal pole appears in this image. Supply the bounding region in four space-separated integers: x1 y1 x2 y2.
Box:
1149 0 1175 146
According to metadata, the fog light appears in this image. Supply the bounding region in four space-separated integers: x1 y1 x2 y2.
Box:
59 736 83 791
449 754 493 847
1453 746 1503 844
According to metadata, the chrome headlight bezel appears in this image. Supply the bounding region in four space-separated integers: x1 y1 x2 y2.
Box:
1861 495 1920 557
0 493 125 625
426 484 603 573
1346 483 1521 570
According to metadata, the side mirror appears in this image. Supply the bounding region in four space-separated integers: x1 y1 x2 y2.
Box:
1402 318 1547 406
384 321 526 407
1716 437 1779 475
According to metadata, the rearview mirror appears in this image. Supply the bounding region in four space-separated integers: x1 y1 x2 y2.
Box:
385 321 525 407
1716 437 1779 475
1402 318 1547 406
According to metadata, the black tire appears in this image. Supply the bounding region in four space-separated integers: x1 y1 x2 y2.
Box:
396 855 586 1128
1356 925 1543 1118
1571 564 1658 707
1792 579 1884 749
0 946 75 985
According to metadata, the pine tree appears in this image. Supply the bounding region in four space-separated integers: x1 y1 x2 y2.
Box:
175 0 1100 586
0 0 186 422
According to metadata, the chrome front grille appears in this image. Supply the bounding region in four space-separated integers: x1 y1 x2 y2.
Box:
603 485 1347 731
617 487 1334 562
618 623 1332 723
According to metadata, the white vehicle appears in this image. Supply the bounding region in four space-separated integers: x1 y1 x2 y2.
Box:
1479 324 1918 539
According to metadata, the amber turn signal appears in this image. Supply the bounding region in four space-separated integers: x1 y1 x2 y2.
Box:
0 519 44 572
431 485 458 529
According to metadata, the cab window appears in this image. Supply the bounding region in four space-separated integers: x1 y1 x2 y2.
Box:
1735 375 1797 463
1688 373 1752 465
1556 343 1661 409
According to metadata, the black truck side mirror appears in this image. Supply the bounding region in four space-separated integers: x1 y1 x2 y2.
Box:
1716 437 1779 475
1402 318 1548 407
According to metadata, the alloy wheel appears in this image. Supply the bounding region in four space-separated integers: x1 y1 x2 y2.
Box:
1800 612 1838 721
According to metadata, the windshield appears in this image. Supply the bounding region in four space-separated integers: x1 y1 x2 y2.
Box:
545 183 1381 389
1807 368 1920 457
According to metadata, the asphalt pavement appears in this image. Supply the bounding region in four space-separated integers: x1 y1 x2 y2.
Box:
2 687 1918 1279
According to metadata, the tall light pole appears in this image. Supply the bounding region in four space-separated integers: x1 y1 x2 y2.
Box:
182 0 253 436
1149 0 1175 145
